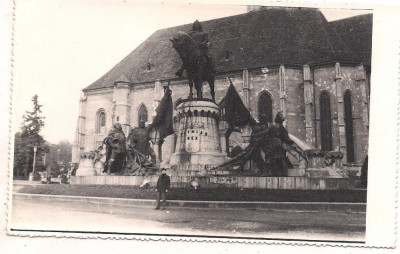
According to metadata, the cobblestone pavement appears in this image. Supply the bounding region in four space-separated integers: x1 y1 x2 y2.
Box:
10 198 365 242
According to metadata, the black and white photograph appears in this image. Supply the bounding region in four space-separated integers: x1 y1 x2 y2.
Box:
2 0 399 251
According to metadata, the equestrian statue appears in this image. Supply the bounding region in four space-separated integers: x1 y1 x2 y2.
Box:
170 20 217 102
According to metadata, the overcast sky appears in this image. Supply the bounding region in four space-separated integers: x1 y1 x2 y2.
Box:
12 0 372 144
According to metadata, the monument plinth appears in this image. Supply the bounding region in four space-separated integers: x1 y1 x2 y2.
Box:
170 99 228 174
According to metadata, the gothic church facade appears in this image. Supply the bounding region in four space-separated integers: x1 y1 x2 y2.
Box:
72 7 372 173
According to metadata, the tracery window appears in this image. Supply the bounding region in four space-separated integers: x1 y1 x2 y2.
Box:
257 91 273 125
320 91 332 151
96 110 106 134
344 90 355 163
138 104 148 124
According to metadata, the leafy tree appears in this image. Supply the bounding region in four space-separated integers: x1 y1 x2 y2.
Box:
57 140 72 167
13 95 48 178
45 140 72 177
13 132 25 178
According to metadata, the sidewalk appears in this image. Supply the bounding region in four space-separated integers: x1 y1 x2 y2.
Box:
11 194 366 242
13 180 44 192
13 180 42 186
12 192 366 212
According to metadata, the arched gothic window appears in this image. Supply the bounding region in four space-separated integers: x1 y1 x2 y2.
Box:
344 90 355 163
257 91 273 125
320 91 332 151
96 110 106 133
138 104 148 124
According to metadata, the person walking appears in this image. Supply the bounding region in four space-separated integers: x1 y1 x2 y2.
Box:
155 168 170 210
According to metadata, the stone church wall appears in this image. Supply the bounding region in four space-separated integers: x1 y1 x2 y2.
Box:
340 65 369 165
130 83 156 127
313 64 368 166
249 68 280 122
314 65 337 151
82 90 113 152
77 63 369 171
284 68 306 141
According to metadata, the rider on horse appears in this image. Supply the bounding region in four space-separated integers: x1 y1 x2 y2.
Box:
171 20 217 101
186 20 216 74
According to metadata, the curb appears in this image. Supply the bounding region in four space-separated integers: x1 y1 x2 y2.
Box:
12 193 366 213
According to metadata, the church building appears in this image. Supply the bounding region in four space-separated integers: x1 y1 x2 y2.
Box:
72 7 372 174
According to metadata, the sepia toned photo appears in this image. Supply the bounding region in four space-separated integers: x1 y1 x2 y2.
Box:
8 0 380 246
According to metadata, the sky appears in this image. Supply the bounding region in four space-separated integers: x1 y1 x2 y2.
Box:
12 0 372 144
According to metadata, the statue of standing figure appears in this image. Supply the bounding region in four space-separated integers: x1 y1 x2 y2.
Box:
248 114 270 175
103 123 126 174
263 112 294 176
171 20 217 101
127 120 156 167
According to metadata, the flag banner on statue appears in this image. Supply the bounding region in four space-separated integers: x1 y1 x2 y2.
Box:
219 82 252 128
148 88 174 143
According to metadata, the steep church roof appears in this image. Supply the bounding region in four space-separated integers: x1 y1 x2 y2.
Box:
328 14 373 65
84 7 372 91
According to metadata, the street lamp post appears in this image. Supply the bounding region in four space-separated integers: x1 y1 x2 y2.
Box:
29 146 38 181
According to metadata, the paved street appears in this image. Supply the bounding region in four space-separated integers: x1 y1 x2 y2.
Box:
10 197 365 242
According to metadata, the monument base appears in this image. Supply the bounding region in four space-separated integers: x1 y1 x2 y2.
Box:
306 167 349 178
170 151 228 174
70 175 351 190
170 99 228 174
76 152 105 176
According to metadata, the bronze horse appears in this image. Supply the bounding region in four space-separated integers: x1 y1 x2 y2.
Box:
170 31 216 101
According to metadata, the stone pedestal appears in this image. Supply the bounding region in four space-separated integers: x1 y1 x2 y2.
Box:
304 150 348 178
170 99 228 174
76 152 96 176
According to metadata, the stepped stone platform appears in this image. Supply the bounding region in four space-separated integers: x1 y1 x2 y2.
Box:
70 175 351 190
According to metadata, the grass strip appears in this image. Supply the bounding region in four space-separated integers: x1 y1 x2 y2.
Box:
17 184 367 203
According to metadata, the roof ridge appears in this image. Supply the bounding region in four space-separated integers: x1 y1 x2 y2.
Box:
314 10 341 60
328 13 372 23
83 7 372 91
